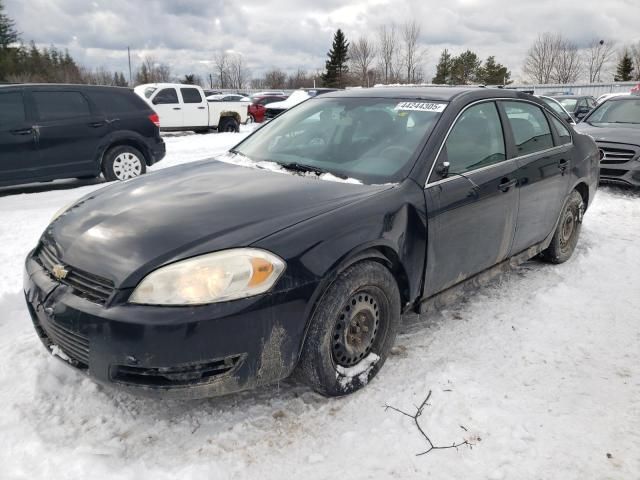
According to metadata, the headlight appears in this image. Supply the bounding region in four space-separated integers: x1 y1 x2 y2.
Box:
51 200 76 222
129 248 286 305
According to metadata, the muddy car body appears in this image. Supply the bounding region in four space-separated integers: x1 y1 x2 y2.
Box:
24 88 599 398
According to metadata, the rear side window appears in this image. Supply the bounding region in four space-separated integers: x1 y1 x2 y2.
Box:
153 88 178 105
550 116 572 145
0 92 26 125
443 102 506 175
180 88 203 103
89 90 147 115
33 91 91 121
503 101 554 156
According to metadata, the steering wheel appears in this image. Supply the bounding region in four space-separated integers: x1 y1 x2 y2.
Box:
378 145 413 158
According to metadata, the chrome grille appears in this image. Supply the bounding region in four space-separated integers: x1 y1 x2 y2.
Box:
37 244 115 305
597 144 638 164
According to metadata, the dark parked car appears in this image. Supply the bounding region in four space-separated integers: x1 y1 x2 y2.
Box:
0 84 165 187
248 95 288 123
552 95 597 121
575 95 640 186
24 88 598 399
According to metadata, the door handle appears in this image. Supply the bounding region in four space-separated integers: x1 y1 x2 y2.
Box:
498 177 517 192
10 128 33 135
88 121 107 128
558 159 568 174
197 106 206 110
173 107 181 110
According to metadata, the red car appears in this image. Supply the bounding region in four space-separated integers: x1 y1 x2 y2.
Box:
248 95 287 123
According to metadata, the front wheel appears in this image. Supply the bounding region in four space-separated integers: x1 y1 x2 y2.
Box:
102 146 146 181
296 261 401 397
541 190 584 263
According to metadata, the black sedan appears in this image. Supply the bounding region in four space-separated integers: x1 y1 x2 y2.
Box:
24 88 599 399
575 95 640 187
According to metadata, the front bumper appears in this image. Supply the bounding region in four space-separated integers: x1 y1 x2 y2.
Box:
597 142 640 187
24 252 314 399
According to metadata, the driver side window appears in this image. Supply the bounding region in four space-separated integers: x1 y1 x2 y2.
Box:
443 102 505 175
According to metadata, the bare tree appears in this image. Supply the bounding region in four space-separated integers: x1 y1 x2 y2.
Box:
523 32 562 84
377 24 397 84
553 37 581 83
287 68 311 89
227 53 249 89
264 68 287 89
350 36 376 87
401 20 426 84
134 56 171 85
630 41 640 81
585 39 616 83
213 51 229 88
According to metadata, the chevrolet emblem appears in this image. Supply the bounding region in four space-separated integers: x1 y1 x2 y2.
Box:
52 264 69 280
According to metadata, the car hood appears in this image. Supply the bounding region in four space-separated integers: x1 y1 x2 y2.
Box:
42 160 391 288
574 123 640 146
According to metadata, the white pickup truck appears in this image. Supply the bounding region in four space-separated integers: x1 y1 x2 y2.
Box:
134 83 248 133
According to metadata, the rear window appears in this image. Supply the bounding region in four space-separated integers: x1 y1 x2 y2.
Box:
0 91 26 125
503 101 554 155
88 90 148 114
33 91 91 121
181 88 203 103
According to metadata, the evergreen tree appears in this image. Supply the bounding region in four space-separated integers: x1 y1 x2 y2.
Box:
0 0 18 48
321 29 349 88
450 50 481 84
477 56 511 85
181 73 196 84
614 50 633 81
432 49 454 84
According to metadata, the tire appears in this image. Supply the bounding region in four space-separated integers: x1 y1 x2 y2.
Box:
102 145 147 182
296 261 401 397
218 116 240 133
245 114 255 125
541 190 585 263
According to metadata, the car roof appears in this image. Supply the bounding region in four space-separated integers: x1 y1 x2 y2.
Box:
320 86 527 102
0 83 132 91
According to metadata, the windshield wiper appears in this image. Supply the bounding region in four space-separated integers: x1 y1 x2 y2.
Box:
279 162 348 179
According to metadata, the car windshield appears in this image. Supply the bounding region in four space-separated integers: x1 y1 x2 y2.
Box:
557 98 578 111
233 97 446 184
585 98 640 126
143 87 157 99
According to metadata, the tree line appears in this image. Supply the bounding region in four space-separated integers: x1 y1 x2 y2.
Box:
523 32 640 84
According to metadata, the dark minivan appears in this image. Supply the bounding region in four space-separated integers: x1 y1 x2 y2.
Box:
0 84 165 187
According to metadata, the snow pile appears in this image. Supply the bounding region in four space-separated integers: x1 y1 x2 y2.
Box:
336 352 380 387
0 129 638 480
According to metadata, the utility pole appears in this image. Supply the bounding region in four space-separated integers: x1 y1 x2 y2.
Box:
127 46 132 86
209 73 213 88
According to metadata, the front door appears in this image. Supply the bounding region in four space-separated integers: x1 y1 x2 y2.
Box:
151 87 183 128
423 101 519 297
500 100 570 254
0 89 39 184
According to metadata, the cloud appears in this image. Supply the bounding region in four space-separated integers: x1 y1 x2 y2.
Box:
4 0 640 83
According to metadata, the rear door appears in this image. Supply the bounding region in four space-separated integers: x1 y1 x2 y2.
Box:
179 87 207 128
423 101 519 297
31 89 107 178
150 87 183 128
0 89 39 183
501 100 570 254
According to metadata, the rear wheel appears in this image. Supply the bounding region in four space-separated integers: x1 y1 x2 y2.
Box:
218 116 240 133
296 261 400 397
102 146 146 182
541 190 584 263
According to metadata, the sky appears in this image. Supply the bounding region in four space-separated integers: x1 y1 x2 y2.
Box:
4 0 640 84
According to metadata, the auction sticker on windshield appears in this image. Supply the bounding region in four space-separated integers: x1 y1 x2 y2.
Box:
394 102 447 112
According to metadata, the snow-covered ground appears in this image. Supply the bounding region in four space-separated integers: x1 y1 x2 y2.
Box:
0 131 639 479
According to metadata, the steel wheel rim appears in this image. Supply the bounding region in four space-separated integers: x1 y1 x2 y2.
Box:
112 152 142 180
560 209 575 248
332 289 382 367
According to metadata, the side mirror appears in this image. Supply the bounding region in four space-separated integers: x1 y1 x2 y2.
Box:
437 161 450 178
